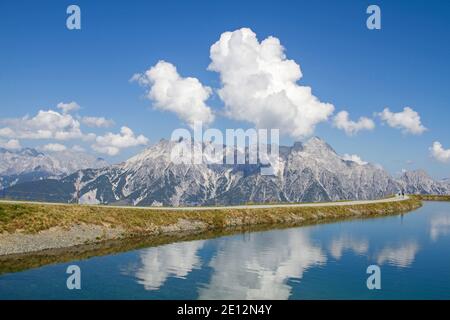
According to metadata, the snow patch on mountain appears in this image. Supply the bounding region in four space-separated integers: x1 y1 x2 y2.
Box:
79 189 100 205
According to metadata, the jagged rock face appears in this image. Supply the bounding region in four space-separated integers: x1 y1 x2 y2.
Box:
277 138 399 202
0 147 108 190
3 137 449 205
398 170 450 195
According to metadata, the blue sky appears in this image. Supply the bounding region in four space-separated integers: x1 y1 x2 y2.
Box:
0 0 449 178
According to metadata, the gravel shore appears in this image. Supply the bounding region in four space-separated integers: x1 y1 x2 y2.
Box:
0 219 210 256
0 224 125 256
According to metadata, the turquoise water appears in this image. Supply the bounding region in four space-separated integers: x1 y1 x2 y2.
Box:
1 201 450 299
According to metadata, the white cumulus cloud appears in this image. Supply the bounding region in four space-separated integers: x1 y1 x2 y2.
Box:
132 60 214 128
208 27 334 138
57 101 80 114
81 116 115 128
71 145 85 152
378 107 426 135
0 109 90 141
41 143 67 152
430 141 450 163
342 154 368 165
0 139 21 149
333 111 375 136
92 126 148 156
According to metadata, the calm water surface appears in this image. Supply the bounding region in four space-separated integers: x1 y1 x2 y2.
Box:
1 201 450 299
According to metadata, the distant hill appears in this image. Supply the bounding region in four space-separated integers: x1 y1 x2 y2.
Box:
0 147 108 190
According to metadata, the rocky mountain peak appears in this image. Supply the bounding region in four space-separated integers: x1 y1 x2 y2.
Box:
303 136 337 154
0 146 109 189
398 169 448 195
18 148 44 157
401 169 432 181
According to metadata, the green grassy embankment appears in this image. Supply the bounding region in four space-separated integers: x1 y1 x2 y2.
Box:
0 197 422 236
412 194 450 201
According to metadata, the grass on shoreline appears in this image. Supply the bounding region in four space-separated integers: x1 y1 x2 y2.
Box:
412 194 450 201
0 197 422 235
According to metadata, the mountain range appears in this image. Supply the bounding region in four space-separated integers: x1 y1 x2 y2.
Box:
1 137 449 206
0 147 108 190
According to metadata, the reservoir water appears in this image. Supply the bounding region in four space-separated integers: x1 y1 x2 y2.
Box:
1 201 450 299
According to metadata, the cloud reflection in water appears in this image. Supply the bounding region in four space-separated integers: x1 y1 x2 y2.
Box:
135 240 205 290
198 229 326 299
